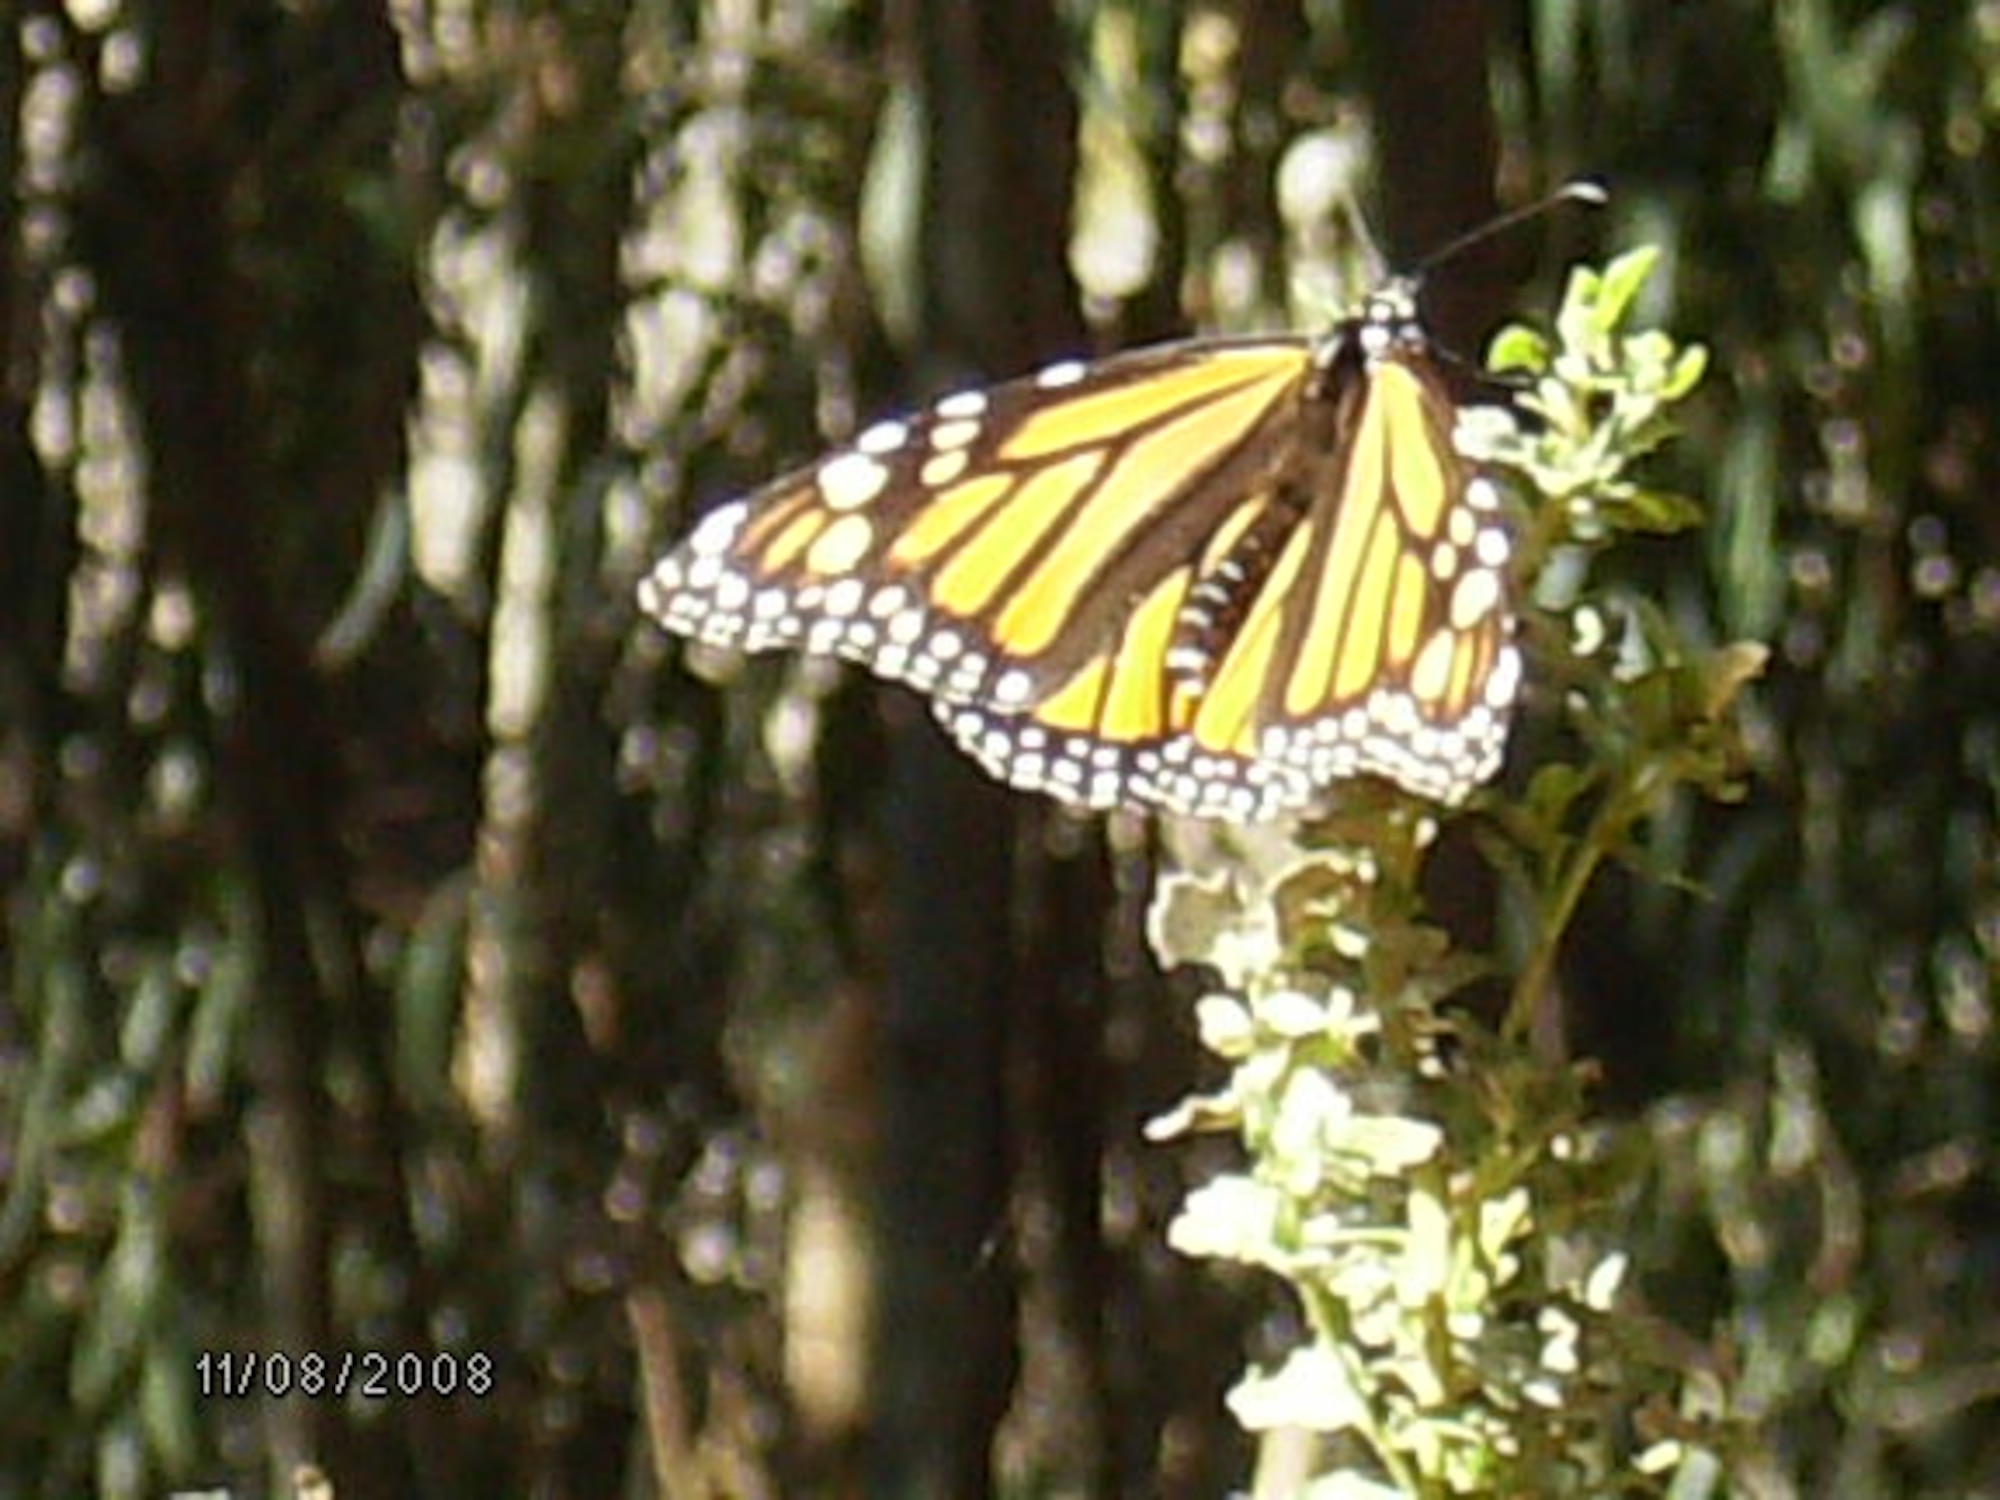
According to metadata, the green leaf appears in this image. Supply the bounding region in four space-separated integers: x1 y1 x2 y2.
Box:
1166 1175 1285 1262
1194 992 1256 1056
1227 1345 1369 1433
1665 344 1711 399
1592 245 1662 330
1695 641 1770 721
1614 487 1706 533
1256 987 1332 1040
1398 1189 1452 1304
1522 761 1599 829
1336 1113 1445 1176
1487 324 1551 374
1146 1085 1245 1140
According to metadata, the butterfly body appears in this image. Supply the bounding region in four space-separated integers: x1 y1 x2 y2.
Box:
641 283 1521 821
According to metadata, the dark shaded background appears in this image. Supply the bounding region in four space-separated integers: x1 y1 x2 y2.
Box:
2 1 1998 1496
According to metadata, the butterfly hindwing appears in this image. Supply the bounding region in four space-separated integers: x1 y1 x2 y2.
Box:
1213 345 1520 808
640 292 1522 819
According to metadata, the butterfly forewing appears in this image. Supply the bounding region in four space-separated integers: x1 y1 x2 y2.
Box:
640 340 1312 711
640 299 1522 820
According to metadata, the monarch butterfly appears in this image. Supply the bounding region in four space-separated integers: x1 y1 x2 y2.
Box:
640 187 1600 821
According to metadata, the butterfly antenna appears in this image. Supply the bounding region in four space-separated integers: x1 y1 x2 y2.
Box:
1411 178 1608 281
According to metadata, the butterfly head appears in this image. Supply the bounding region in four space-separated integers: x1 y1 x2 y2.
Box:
1355 278 1427 357
1311 277 1428 385
1337 179 1606 371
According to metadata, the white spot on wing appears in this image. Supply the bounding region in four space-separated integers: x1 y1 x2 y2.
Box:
819 452 889 510
1485 643 1522 707
857 419 910 455
1409 630 1455 704
688 502 748 554
1449 568 1502 629
920 450 970 487
929 419 982 452
935 389 989 420
805 514 875 575
992 669 1034 706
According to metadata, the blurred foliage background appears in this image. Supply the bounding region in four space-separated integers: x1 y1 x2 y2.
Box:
2 0 1999 1497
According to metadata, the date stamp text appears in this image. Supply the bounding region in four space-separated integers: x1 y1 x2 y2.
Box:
194 1349 495 1401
